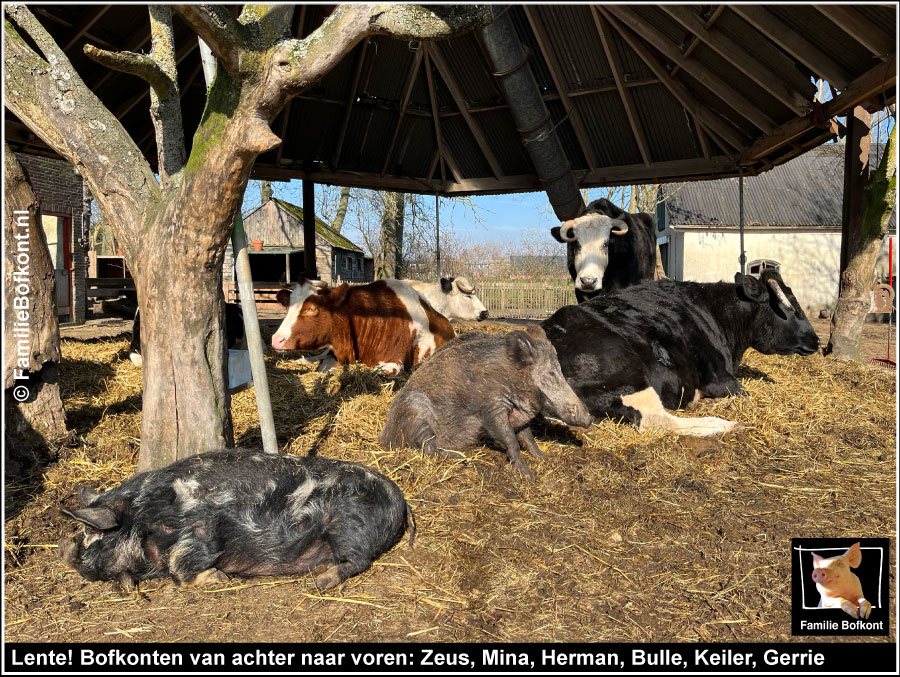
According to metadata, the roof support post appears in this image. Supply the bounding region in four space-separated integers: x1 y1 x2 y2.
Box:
738 167 746 275
303 178 318 279
477 6 583 221
839 107 872 275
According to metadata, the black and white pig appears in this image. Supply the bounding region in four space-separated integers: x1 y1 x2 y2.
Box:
379 325 593 479
58 450 413 591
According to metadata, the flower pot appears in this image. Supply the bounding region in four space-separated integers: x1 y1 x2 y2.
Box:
251 240 264 251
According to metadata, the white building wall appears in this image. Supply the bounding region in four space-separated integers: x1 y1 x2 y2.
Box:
673 228 846 312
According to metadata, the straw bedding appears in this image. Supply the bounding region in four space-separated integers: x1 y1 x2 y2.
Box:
4 320 895 643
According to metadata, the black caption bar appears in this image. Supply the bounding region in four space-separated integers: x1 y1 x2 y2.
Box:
4 642 897 674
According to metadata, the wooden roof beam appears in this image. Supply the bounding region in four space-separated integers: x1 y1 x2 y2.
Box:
599 8 747 152
606 6 777 135
743 56 896 163
729 5 853 90
62 6 111 53
591 7 652 167
523 6 599 171
813 5 894 60
332 40 369 168
662 5 811 115
275 5 307 167
428 42 505 179
424 47 449 187
381 48 424 177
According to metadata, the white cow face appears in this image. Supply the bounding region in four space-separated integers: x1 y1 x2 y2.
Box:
439 277 488 322
551 213 628 292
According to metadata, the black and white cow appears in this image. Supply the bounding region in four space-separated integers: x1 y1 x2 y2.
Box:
551 198 657 302
129 303 245 366
541 270 820 436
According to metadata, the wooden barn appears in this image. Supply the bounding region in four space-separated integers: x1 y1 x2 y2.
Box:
223 198 373 295
657 144 896 313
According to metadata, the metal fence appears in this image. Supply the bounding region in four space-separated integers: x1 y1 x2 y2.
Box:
475 280 576 319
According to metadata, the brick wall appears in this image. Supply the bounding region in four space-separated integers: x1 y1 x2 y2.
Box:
15 153 88 323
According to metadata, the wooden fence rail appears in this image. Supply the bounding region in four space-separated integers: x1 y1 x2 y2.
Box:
475 281 576 319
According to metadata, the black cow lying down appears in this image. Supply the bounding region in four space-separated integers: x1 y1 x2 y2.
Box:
541 270 820 436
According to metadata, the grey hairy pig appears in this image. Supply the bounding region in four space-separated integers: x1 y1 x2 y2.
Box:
379 325 593 479
57 450 414 591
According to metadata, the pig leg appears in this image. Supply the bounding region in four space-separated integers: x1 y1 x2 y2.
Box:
857 597 872 619
838 597 860 619
380 389 463 459
183 568 230 587
168 536 224 587
516 427 546 458
483 414 535 480
314 533 373 590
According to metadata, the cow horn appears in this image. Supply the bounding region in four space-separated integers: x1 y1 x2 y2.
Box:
610 219 629 236
767 278 792 308
309 279 329 289
455 276 475 293
558 220 578 242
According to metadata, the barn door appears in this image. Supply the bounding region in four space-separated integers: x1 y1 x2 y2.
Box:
42 213 72 318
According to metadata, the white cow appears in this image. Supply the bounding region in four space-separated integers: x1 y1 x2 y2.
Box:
406 277 488 322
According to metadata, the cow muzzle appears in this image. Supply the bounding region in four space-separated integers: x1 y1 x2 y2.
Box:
477 310 488 321
271 335 288 351
578 276 600 291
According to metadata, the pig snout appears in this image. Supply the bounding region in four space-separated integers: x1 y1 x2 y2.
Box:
57 536 79 566
812 568 830 586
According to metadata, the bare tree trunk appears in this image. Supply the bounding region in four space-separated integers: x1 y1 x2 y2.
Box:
332 186 351 233
826 124 897 359
260 180 274 204
378 192 405 278
3 144 68 469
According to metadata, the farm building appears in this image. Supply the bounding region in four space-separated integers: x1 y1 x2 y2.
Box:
14 153 90 324
656 144 897 313
223 198 373 288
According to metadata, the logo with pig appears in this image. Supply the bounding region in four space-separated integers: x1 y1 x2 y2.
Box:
791 538 889 636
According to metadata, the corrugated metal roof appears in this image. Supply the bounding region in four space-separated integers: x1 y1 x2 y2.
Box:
7 5 896 198
662 144 896 229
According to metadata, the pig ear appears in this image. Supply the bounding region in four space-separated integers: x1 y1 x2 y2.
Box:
76 484 100 507
276 289 292 307
811 552 823 566
845 542 862 568
60 506 120 531
506 330 537 367
523 323 550 345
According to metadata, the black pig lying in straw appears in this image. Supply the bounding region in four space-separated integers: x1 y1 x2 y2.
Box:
58 450 414 591
379 325 593 479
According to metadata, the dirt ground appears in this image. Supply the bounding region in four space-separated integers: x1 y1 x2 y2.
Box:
4 317 896 644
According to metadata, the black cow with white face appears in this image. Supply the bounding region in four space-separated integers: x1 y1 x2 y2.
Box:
551 198 657 303
541 269 820 436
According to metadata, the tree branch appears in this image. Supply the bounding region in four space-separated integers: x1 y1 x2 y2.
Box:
83 45 173 98
148 5 186 182
172 4 243 75
4 7 160 255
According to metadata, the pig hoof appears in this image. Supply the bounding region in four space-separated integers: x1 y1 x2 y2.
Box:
190 568 230 587
315 568 343 591
859 599 872 619
840 600 859 618
512 460 536 481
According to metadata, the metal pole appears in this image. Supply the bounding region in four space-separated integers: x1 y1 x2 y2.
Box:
435 195 441 280
199 38 278 454
739 167 746 275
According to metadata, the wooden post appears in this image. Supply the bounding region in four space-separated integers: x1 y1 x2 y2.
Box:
303 179 317 279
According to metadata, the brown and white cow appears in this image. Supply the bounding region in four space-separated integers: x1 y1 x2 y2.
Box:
272 279 455 375
406 277 488 322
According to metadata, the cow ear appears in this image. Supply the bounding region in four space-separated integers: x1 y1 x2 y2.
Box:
60 506 120 531
440 278 453 293
276 289 292 307
550 226 565 243
735 273 766 303
76 484 100 507
506 330 537 367
328 283 350 307
845 542 862 568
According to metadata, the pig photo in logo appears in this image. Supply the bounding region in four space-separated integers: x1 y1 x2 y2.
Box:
791 538 889 635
